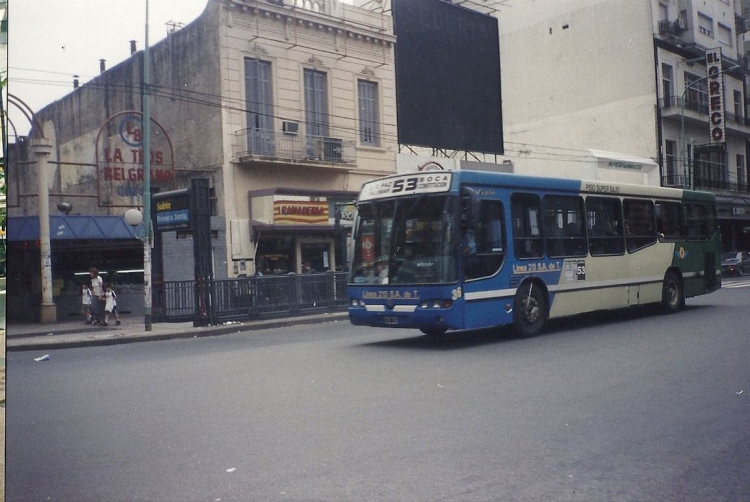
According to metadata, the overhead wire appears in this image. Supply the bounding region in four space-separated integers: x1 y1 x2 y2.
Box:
8 68 659 166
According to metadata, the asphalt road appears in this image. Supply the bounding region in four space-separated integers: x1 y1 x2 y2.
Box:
6 278 750 502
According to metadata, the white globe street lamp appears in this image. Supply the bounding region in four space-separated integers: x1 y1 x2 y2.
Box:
124 207 152 331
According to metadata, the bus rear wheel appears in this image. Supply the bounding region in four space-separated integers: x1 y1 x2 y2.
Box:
513 282 547 338
662 271 684 313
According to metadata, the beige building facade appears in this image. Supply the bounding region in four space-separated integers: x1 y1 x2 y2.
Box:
7 0 397 294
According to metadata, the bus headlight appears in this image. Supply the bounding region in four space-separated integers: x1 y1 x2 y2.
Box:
419 300 453 309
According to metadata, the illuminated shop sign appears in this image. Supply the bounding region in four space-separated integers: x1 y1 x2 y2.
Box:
274 200 329 224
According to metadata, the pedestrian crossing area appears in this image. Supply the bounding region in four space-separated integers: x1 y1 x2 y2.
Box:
723 278 750 289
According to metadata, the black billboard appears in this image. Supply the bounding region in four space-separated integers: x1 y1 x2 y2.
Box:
393 0 504 154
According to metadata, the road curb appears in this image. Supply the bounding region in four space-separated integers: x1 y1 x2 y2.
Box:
7 313 350 352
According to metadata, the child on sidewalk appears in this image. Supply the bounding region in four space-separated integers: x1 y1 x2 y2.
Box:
81 282 93 325
102 284 121 327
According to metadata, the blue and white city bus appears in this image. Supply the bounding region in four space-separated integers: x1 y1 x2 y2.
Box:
347 170 721 337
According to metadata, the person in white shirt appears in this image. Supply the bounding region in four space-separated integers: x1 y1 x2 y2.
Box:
89 268 104 325
81 282 93 325
102 283 121 326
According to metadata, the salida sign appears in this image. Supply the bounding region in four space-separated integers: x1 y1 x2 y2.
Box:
96 111 175 207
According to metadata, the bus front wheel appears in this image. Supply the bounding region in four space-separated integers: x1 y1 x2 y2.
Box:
513 282 547 338
662 271 684 313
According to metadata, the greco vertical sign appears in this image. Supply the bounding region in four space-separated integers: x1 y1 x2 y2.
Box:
95 111 176 207
706 48 726 146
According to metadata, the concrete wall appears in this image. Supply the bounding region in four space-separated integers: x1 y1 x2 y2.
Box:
497 0 660 182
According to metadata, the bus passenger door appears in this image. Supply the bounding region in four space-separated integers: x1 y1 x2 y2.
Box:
461 198 507 329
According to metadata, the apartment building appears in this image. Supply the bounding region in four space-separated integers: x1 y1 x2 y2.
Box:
6 0 397 320
496 0 750 252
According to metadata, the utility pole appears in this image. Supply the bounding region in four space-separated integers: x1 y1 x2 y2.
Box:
142 0 153 331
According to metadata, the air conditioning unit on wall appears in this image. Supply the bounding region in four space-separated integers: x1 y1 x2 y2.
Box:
313 137 343 161
282 121 299 135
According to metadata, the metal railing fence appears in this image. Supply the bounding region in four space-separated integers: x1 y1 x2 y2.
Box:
153 272 349 324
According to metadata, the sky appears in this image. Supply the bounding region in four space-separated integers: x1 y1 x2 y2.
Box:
8 0 209 138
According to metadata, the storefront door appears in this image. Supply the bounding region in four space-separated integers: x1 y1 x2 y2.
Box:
299 239 335 273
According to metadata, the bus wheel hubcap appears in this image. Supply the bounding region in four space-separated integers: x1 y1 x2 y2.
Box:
524 298 539 323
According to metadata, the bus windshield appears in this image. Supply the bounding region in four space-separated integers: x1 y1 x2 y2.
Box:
350 194 459 285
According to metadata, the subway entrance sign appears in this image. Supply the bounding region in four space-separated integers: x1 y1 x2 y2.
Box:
153 189 190 231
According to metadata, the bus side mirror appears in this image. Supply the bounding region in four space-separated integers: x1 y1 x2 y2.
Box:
461 186 480 231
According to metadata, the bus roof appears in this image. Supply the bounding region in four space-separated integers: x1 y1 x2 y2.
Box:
359 170 715 203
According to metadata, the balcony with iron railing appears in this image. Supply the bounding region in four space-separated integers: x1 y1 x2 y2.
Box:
693 176 750 194
232 126 358 167
663 163 750 193
657 19 687 38
659 97 750 136
661 173 689 189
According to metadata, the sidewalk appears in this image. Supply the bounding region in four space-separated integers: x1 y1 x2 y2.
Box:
6 310 350 352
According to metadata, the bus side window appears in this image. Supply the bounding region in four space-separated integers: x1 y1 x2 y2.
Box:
586 196 624 256
511 193 544 259
684 203 708 240
464 200 506 280
543 195 586 258
478 201 505 253
655 201 682 239
624 199 656 253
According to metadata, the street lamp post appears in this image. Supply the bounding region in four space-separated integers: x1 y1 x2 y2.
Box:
679 64 740 190
124 208 150 330
141 0 153 331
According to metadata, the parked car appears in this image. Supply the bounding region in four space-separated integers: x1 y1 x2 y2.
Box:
721 251 750 277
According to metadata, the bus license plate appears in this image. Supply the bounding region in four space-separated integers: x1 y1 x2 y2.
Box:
384 316 398 325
